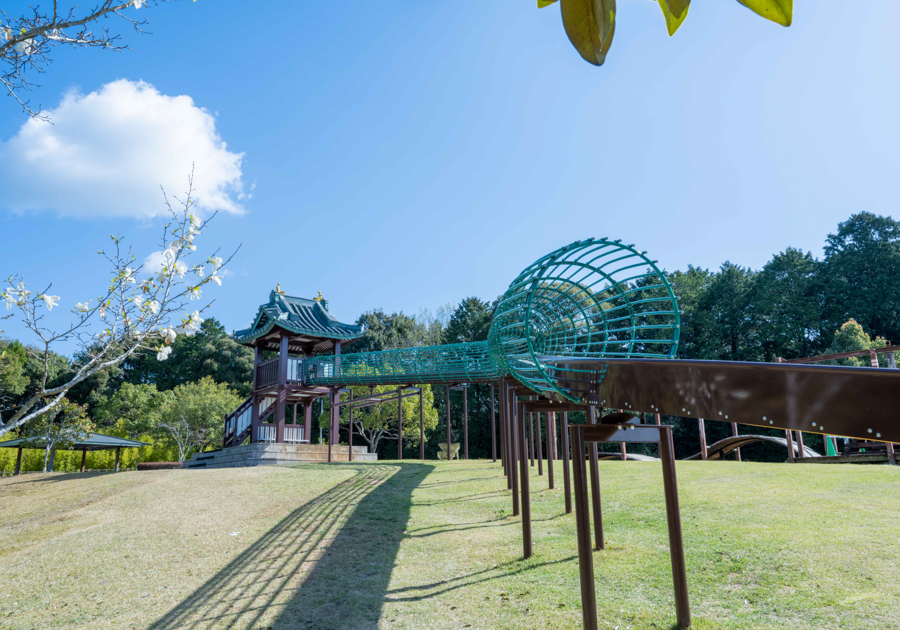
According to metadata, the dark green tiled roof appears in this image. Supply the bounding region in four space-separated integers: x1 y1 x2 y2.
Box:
0 432 150 451
233 291 365 353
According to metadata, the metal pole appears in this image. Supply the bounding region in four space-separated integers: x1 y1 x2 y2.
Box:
660 426 692 629
328 388 335 463
731 422 741 461
562 412 572 514
419 389 425 461
14 446 22 475
570 426 597 630
547 412 555 489
785 430 796 463
463 385 469 460
698 418 708 461
588 406 604 550
490 383 497 462
536 412 544 476
510 383 520 516
529 412 536 467
305 402 313 446
349 390 354 462
518 401 533 559
445 385 452 461
397 386 403 460
795 431 805 459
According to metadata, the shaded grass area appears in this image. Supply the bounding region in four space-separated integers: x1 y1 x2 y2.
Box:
1 460 899 629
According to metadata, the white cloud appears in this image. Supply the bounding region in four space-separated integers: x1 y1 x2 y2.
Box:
0 79 247 218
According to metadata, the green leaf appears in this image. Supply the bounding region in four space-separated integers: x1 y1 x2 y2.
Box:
657 0 691 36
735 0 792 26
538 0 559 7
560 0 616 66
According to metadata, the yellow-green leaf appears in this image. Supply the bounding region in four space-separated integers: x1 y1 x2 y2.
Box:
560 0 616 66
538 0 559 8
657 0 690 36
735 0 792 26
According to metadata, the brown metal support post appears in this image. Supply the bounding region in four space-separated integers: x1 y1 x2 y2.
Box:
731 422 742 461
463 385 469 460
349 390 354 462
785 429 796 463
490 383 497 462
304 402 313 445
276 333 289 444
562 412 572 514
529 412 536 467
249 344 262 445
328 388 336 463
509 385 520 515
546 412 555 489
14 446 23 475
397 386 403 460
80 449 87 473
114 447 121 472
588 406 604 550
659 426 692 629
501 381 511 489
698 418 708 461
445 385 452 461
570 426 597 630
795 431 805 459
536 412 544 476
518 401 533 559
419 389 425 461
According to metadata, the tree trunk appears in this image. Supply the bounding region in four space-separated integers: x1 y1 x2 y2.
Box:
43 443 51 472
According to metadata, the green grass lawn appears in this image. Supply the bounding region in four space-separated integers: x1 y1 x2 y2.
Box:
1 459 899 629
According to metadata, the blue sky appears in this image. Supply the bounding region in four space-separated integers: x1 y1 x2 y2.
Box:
2 0 898 351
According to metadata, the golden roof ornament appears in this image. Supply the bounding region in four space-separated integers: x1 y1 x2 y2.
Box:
313 291 325 302
276 283 286 295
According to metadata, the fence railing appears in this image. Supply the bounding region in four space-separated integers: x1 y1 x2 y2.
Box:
257 425 276 443
284 426 306 444
256 358 280 388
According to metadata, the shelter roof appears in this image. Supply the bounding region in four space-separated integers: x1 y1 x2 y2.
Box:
0 432 150 451
233 290 365 354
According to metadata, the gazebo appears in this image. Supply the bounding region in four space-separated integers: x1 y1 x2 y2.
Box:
1 433 150 475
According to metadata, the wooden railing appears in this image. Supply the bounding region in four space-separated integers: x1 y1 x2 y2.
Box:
284 426 306 444
256 358 279 389
257 425 276 443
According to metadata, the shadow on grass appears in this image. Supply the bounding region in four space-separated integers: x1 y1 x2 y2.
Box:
147 462 433 630
2 471 119 484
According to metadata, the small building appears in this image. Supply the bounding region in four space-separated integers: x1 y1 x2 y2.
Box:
1 432 150 475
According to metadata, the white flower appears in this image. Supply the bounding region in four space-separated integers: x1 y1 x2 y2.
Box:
162 327 177 344
190 310 204 326
133 295 145 307
157 346 172 361
209 273 223 286
13 281 30 305
123 268 137 284
40 294 60 310
188 287 202 301
74 301 91 313
3 293 15 310
147 300 160 315
155 266 169 283
14 39 34 55
174 263 188 278
209 256 223 271
134 0 145 8
194 265 205 278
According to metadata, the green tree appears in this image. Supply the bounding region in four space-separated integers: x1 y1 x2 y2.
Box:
821 212 900 345
667 266 714 359
155 377 242 462
339 385 439 454
121 318 254 395
443 297 493 344
23 398 94 472
823 319 889 367
93 382 168 436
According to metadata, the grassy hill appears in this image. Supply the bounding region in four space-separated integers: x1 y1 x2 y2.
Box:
1 459 899 629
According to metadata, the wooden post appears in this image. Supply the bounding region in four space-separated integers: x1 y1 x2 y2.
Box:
463 385 468 460
731 422 742 461
80 449 87 473
518 401 533 559
509 384 520 516
328 388 337 463
250 345 262 445
587 406 604 550
546 412 555 489
14 446 22 475
795 431 805 459
698 418 708 461
562 412 572 514
397 386 403 460
114 447 121 472
529 412 536 467
570 426 597 630
620 442 627 461
490 383 496 462
276 333 289 444
785 430 796 463
304 402 313 445
660 426 692 629
536 412 544 476
445 385 452 462
349 390 354 462
419 389 425 461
